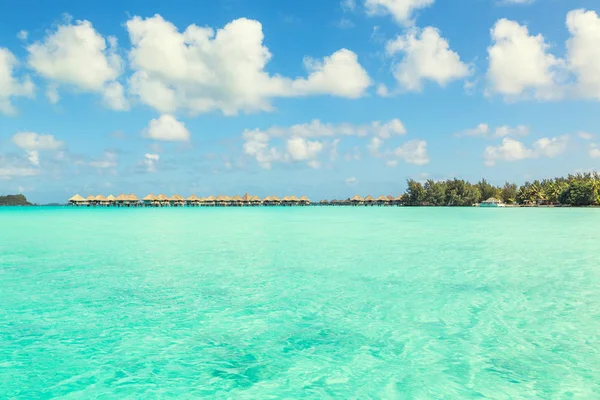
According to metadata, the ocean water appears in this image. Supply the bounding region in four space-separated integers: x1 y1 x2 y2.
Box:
1 207 600 398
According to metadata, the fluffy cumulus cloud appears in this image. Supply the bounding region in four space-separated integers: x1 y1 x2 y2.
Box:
391 139 429 165
144 114 190 141
385 27 470 91
126 15 370 116
486 19 563 100
457 123 529 138
487 10 600 102
566 9 600 100
242 119 410 169
12 132 64 166
26 19 127 110
365 0 434 25
0 48 35 114
484 136 568 166
590 144 600 158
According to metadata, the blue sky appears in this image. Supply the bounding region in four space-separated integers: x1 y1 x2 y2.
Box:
1 0 600 203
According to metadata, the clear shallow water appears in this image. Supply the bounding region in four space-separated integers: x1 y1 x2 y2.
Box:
1 207 600 398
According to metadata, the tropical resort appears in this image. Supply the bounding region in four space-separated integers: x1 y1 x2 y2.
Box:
67 193 409 207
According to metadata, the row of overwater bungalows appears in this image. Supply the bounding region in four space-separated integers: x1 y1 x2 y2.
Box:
68 193 312 207
68 193 407 207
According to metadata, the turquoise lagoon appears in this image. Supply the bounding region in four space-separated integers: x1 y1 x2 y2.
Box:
1 207 600 398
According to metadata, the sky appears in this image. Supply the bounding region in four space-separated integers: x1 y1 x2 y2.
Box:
1 0 600 203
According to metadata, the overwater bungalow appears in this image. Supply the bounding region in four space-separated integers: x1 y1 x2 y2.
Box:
350 195 364 206
156 194 169 206
299 195 310 206
250 195 262 206
86 195 96 206
68 194 87 206
106 194 116 205
128 194 140 206
169 194 185 207
143 194 158 207
186 194 201 207
320 199 330 206
205 195 216 206
364 195 375 206
241 193 251 206
394 195 403 206
115 193 127 206
376 195 390 206
95 194 108 206
231 194 243 206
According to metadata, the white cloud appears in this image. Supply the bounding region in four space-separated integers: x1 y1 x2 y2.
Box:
12 132 64 167
242 119 408 169
368 137 384 155
46 84 60 104
590 144 600 158
0 48 35 114
144 114 190 141
392 139 429 165
365 0 434 25
292 49 371 98
386 160 398 167
533 135 569 157
126 15 369 116
286 137 324 161
457 123 529 138
27 19 127 110
577 132 594 140
0 166 39 179
566 9 600 100
486 19 563 100
144 153 160 172
12 132 64 150
17 30 29 40
103 82 129 111
346 176 357 185
484 136 568 165
386 27 470 91
90 151 118 169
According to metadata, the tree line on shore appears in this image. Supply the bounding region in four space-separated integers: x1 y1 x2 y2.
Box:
402 172 600 207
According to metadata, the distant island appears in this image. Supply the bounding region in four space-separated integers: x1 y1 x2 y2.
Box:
0 194 32 206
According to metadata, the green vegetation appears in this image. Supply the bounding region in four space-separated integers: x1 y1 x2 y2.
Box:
0 194 32 206
402 173 600 207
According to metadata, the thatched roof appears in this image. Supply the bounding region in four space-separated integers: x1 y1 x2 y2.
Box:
263 196 272 201
187 194 201 201
115 193 127 201
387 195 394 200
129 194 140 201
86 195 96 201
364 195 375 201
350 195 364 202
205 195 216 201
395 195 403 201
300 195 310 202
96 195 107 201
69 194 86 202
289 195 299 202
232 194 242 201
320 199 329 204
251 195 261 202
376 195 389 202
271 195 281 201
242 193 251 202
143 193 157 201
169 194 185 201
156 194 168 201
282 196 291 201
106 194 116 201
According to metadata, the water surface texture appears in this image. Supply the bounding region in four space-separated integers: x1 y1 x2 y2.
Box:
2 207 600 398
